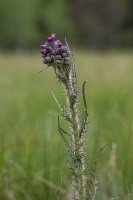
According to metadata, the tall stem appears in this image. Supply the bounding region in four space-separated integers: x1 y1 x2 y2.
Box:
61 57 87 200
40 34 100 200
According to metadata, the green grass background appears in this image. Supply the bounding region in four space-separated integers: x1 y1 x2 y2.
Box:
0 51 133 199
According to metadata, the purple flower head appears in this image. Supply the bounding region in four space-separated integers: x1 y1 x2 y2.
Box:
58 42 62 47
45 46 52 52
51 50 56 55
51 55 54 61
47 53 51 57
40 44 45 49
47 37 53 42
40 34 70 67
56 48 62 54
66 51 70 55
56 60 62 64
45 56 51 63
56 40 62 47
65 60 70 65
61 46 69 52
62 53 67 57
45 46 50 50
54 41 59 48
56 55 62 60
47 34 55 42
40 49 44 54
43 59 47 64
51 34 55 40
40 49 46 54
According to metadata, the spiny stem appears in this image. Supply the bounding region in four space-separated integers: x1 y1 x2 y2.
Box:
60 55 88 200
40 34 104 200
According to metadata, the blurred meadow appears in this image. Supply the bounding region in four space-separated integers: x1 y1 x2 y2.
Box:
0 51 133 199
0 0 133 199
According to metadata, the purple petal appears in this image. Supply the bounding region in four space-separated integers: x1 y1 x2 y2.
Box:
56 40 60 43
51 34 55 41
47 37 52 42
47 34 55 42
40 49 46 54
58 42 62 47
45 46 50 50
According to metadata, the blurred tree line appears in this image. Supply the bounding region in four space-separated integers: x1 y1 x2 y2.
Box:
0 0 133 51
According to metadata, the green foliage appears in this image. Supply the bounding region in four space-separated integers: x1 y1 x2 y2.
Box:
0 52 133 199
42 0 71 35
0 0 38 50
0 0 73 50
0 0 133 50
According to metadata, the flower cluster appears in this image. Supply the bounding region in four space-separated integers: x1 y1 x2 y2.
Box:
40 34 70 67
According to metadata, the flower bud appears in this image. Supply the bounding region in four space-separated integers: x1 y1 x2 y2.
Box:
47 37 52 42
56 48 62 54
45 56 51 63
40 49 47 54
47 34 55 42
62 53 67 57
43 59 47 64
50 55 54 61
56 55 62 60
65 61 70 65
45 46 52 52
61 46 68 52
54 41 59 48
66 51 70 56
41 54 45 58
51 34 55 41
40 44 46 49
51 50 56 55
47 53 51 57
58 42 62 47
64 58 69 61
56 60 62 64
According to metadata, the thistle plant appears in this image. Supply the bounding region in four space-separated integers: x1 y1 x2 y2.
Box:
40 34 101 200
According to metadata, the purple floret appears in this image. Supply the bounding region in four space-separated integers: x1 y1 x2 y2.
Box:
40 44 46 49
51 34 55 40
51 50 56 55
58 42 62 47
45 46 52 52
40 49 46 54
56 60 62 64
56 48 62 54
47 37 52 42
56 55 62 60
47 34 55 42
45 56 51 63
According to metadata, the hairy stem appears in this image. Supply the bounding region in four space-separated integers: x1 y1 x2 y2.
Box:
61 55 87 200
40 34 102 200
